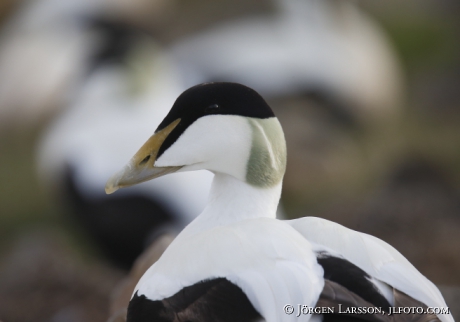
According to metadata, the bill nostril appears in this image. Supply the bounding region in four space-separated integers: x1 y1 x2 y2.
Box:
139 155 151 166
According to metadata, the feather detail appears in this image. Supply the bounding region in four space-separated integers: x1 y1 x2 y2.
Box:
135 218 324 322
392 289 440 322
127 278 261 322
289 217 452 322
316 281 441 322
318 280 388 322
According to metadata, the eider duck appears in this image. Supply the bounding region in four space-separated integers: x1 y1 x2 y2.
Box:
0 0 172 127
172 0 403 124
37 27 213 269
106 83 451 322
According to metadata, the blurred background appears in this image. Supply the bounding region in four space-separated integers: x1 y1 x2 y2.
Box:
0 0 459 321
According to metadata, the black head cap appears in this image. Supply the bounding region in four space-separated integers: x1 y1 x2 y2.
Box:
156 82 275 158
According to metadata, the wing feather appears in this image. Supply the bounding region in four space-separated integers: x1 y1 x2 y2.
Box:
317 280 441 322
288 217 453 322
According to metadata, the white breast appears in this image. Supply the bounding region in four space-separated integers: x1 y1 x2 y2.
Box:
135 218 325 322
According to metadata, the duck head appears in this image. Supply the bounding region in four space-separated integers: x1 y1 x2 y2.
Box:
106 82 286 194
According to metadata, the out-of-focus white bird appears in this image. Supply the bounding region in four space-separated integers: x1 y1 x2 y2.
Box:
37 28 213 269
172 0 403 125
171 0 405 201
0 0 172 127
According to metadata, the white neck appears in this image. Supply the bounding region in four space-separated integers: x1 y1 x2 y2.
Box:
179 172 282 238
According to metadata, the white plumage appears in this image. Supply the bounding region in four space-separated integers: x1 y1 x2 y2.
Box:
289 217 450 320
106 83 452 322
139 217 324 322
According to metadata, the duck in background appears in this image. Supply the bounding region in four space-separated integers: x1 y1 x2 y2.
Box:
0 0 172 128
37 20 214 269
171 0 403 124
170 0 405 206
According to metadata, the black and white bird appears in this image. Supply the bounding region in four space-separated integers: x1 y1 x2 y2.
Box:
0 0 171 127
106 83 452 322
37 28 213 269
172 0 403 124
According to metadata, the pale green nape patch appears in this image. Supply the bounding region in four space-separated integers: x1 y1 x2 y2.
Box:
246 118 287 188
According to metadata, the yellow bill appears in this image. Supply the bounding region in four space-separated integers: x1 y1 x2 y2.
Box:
105 119 181 194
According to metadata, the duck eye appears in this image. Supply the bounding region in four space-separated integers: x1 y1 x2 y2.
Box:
205 104 220 113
